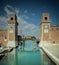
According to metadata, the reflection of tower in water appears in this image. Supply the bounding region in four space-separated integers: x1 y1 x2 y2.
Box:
33 40 37 49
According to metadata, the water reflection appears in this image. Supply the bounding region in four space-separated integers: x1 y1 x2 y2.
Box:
16 49 41 65
0 40 56 65
0 49 16 65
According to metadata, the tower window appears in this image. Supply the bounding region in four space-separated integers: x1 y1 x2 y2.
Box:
11 17 13 20
45 17 47 20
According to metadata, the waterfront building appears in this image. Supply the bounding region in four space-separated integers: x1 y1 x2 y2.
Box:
0 14 18 47
0 13 59 47
40 13 59 46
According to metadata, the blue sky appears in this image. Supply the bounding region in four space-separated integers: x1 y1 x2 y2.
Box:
0 0 59 37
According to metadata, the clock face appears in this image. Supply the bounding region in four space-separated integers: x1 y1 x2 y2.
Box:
44 29 48 33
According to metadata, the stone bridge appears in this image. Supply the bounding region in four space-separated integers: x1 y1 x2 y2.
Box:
18 36 40 41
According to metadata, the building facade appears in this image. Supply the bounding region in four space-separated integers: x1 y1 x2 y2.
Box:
40 13 59 44
0 30 7 47
0 13 59 47
0 14 18 47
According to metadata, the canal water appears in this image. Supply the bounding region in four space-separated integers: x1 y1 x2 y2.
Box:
0 40 56 65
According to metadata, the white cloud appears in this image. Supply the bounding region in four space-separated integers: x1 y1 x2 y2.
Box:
24 10 28 14
4 4 20 15
15 8 19 14
0 16 8 29
6 5 14 11
32 13 36 16
4 5 15 14
17 16 39 37
4 5 29 19
0 4 40 37
21 15 29 19
0 17 7 22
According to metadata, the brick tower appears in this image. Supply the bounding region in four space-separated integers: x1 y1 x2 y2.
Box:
7 14 18 47
40 13 51 46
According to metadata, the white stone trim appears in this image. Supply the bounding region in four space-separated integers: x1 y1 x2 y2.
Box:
42 47 59 65
7 41 17 47
4 39 7 41
39 41 49 47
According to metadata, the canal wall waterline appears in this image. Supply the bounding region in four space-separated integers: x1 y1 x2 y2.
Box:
41 47 59 65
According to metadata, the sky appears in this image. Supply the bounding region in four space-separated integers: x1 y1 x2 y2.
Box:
0 0 59 37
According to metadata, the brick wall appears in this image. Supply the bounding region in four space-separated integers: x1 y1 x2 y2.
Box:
0 30 7 47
